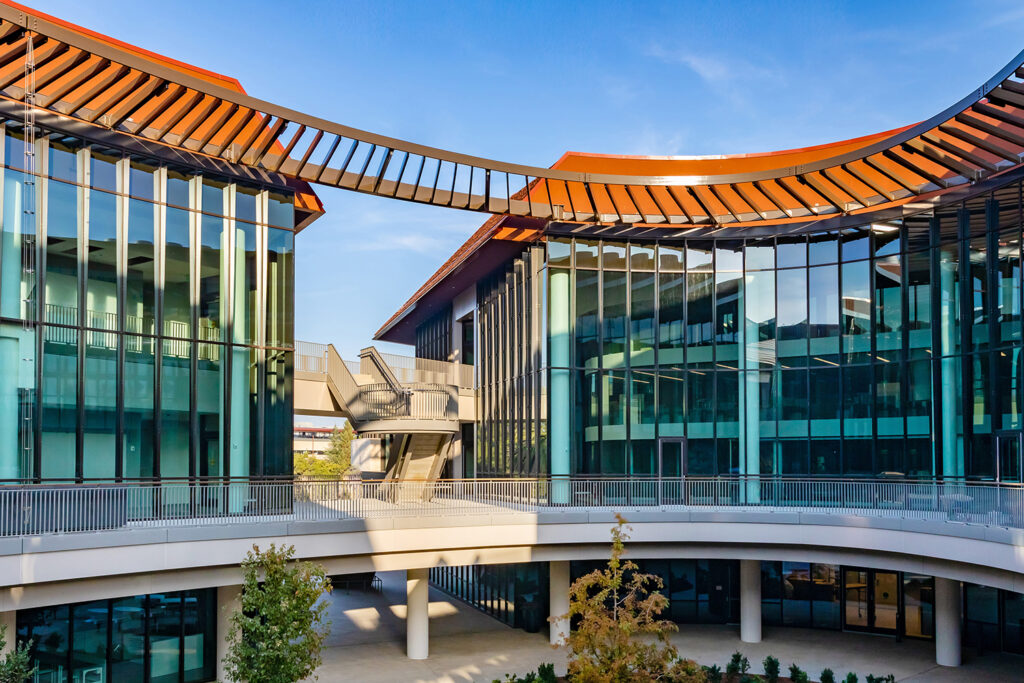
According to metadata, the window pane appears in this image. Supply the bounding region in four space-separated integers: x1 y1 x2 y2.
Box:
267 190 293 229
602 270 627 366
841 260 871 363
87 191 118 331
183 589 217 683
44 178 78 324
41 326 77 479
264 350 293 476
197 343 222 477
18 605 69 680
575 270 599 369
199 214 224 342
630 270 655 365
124 335 155 479
777 268 807 366
72 600 108 680
126 199 156 335
161 341 190 478
658 272 684 366
111 595 146 681
149 593 181 683
233 222 259 345
83 338 116 480
808 265 839 363
164 207 191 338
1 168 34 320
629 243 654 271
875 254 902 361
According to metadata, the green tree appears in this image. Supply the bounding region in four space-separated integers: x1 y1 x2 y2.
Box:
553 514 704 683
0 624 35 683
222 544 332 683
323 422 357 471
293 451 345 477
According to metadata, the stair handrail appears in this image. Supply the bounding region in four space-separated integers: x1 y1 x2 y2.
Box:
358 346 410 397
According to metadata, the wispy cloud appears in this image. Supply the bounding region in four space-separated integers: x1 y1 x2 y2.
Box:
644 44 785 104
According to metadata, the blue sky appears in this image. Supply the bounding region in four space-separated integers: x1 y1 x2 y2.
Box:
28 0 1024 360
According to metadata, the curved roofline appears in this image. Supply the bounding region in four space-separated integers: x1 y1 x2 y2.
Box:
552 123 917 164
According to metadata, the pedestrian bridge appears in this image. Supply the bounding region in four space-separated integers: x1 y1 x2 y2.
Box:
1 476 1023 612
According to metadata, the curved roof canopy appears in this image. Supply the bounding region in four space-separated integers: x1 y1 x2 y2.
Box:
3 2 1024 228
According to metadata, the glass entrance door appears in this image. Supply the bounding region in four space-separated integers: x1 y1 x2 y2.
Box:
997 431 1022 483
843 568 900 634
658 438 685 504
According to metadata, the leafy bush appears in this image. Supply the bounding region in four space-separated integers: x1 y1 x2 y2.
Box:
727 651 750 676
820 668 836 683
763 655 780 683
865 676 895 683
0 624 34 682
788 663 809 683
537 662 557 683
844 674 858 683
703 664 722 683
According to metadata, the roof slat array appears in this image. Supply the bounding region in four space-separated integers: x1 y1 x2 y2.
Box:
2 4 1024 228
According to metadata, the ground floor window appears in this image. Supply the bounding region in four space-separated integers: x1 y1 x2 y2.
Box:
964 584 1024 655
16 589 216 683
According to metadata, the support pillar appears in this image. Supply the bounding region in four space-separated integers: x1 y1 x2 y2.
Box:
935 577 962 667
216 585 242 682
407 567 429 660
740 559 761 643
0 610 15 655
549 560 570 646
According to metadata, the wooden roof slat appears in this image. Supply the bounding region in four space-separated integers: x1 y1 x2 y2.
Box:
936 122 1023 163
921 131 1000 173
903 138 981 179
190 101 238 151
102 75 166 129
127 82 185 135
37 55 109 108
78 69 147 122
821 167 872 208
161 91 216 143
841 161 897 202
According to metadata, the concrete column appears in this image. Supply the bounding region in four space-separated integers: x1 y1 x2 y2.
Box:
740 559 761 643
407 568 429 660
549 560 570 646
0 610 15 655
935 577 962 667
216 585 242 682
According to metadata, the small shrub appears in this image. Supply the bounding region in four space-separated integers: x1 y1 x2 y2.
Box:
820 668 836 683
865 676 895 683
740 676 758 683
763 655 780 683
537 663 557 683
789 664 809 683
844 674 858 683
703 664 722 683
727 652 745 675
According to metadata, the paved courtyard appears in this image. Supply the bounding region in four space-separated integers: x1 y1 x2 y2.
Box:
314 571 1020 682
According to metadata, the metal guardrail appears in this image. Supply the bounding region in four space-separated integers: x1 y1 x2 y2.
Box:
295 341 473 390
0 477 1022 538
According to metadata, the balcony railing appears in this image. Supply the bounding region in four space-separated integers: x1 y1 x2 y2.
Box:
0 476 1022 539
295 341 473 389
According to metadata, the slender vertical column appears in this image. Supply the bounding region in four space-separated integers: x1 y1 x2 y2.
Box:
407 567 429 660
549 268 571 503
934 577 962 667
0 610 15 655
939 250 961 477
216 584 242 682
549 560 570 646
740 559 761 643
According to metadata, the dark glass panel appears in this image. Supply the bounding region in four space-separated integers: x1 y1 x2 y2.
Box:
161 341 190 479
574 239 599 269
602 270 627 365
840 229 870 261
233 222 259 345
716 372 739 440
128 160 157 201
808 265 840 364
201 177 227 216
811 564 841 630
575 269 599 369
657 244 683 272
41 326 77 479
657 272 684 365
902 574 934 639
998 348 1021 431
875 361 903 437
547 238 570 268
876 438 904 474
72 600 108 681
44 178 78 324
842 365 872 438
779 369 808 437
873 223 902 256
874 254 902 361
686 371 713 438
1005 591 1024 655
264 349 293 476
111 595 147 681
997 228 1021 344
166 169 190 208
906 437 933 477
809 367 839 436
267 190 294 229
86 190 118 331
779 440 808 474
715 268 741 367
183 589 217 682
907 250 932 358
18 604 69 681
164 207 191 338
969 235 989 351
811 439 840 474
126 199 156 335
746 270 775 368
599 440 627 475
776 268 807 366
199 214 224 342
686 271 714 365
630 270 655 365
124 335 155 479
761 561 783 626
149 593 181 683
630 368 655 429
83 338 117 480
602 241 626 270
963 584 999 651
89 150 119 192
267 228 294 348
782 562 811 627
602 370 627 427
841 260 871 364
843 438 873 475
196 343 222 478
657 368 685 437
0 168 34 320
236 184 258 224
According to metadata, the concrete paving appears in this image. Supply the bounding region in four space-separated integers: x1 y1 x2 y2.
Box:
314 570 1021 682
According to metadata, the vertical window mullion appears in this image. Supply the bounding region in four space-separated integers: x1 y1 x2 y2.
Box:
75 147 88 481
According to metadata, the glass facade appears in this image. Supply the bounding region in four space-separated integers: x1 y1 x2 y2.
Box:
0 124 296 481
533 181 1024 480
16 588 217 683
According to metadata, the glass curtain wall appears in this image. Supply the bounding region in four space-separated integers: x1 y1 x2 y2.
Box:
545 179 1024 479
0 124 296 482
16 589 217 683
476 245 547 476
